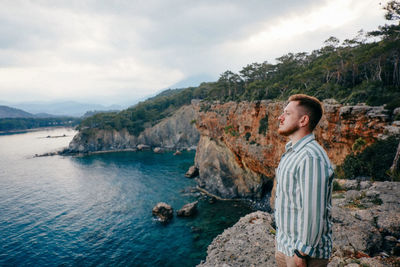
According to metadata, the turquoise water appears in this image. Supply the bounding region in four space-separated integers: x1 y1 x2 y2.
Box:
0 128 254 266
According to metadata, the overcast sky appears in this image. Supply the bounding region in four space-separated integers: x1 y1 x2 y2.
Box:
0 0 390 105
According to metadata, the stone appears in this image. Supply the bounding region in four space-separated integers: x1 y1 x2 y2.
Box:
185 165 199 178
345 190 362 202
359 180 372 190
176 201 198 217
173 150 182 155
153 147 163 153
152 202 173 223
137 144 150 150
343 180 359 190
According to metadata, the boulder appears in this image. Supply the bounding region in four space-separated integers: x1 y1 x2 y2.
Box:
137 144 150 150
152 202 173 223
176 201 198 217
173 150 182 155
185 165 199 178
153 147 163 153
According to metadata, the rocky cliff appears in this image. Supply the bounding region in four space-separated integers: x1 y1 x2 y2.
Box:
67 99 399 202
67 105 200 153
198 180 400 267
193 100 400 200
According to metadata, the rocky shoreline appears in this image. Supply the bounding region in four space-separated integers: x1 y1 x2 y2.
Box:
198 180 400 267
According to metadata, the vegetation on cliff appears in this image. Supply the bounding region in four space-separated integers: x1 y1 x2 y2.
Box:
79 1 400 138
336 136 400 181
0 117 81 132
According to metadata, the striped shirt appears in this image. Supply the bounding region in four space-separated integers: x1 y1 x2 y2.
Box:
275 133 334 259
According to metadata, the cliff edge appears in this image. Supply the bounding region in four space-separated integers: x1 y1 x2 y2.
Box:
193 100 400 201
198 180 400 267
67 104 200 153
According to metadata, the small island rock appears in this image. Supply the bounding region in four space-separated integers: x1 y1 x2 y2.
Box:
177 201 198 217
152 202 173 223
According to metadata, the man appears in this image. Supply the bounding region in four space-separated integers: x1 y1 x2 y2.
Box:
274 94 334 267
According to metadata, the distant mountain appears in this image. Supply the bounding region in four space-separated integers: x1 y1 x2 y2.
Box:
6 101 124 117
0 105 35 118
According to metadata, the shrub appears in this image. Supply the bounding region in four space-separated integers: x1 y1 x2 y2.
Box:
245 132 251 141
336 136 399 181
258 115 269 135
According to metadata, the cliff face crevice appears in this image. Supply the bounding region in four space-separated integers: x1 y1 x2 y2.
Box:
193 100 399 200
67 105 200 153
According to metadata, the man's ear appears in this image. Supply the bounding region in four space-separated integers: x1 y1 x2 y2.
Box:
299 114 309 128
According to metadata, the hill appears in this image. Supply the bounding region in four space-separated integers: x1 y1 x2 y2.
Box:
0 105 81 132
7 101 124 117
0 105 34 119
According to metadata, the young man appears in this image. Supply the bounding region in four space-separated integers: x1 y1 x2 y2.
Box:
274 94 334 267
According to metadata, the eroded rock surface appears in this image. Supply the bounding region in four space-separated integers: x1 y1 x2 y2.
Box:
198 211 276 267
193 100 399 200
67 105 199 153
198 181 400 267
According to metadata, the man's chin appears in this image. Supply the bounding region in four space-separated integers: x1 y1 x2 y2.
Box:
278 128 289 136
278 127 297 136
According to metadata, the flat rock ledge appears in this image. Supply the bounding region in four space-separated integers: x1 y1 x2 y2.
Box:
198 211 277 267
198 180 400 267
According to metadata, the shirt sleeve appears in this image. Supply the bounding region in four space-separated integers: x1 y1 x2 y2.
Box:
294 154 330 256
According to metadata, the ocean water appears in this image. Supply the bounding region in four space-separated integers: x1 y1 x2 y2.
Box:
0 128 254 267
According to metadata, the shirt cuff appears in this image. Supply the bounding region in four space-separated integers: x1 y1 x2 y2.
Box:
294 241 315 256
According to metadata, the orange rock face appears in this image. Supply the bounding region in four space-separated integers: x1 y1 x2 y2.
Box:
193 100 396 200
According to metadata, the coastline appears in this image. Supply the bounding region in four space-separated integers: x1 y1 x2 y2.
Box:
0 126 76 135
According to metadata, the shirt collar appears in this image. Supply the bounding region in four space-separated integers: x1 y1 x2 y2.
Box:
285 133 315 152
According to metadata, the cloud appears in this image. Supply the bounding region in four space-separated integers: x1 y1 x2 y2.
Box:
0 0 389 105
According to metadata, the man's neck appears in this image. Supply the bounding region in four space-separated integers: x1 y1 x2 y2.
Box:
289 129 311 146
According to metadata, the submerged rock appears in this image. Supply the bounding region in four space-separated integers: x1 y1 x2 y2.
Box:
152 202 173 223
176 201 198 217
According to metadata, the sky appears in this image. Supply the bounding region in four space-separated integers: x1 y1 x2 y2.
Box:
0 0 391 106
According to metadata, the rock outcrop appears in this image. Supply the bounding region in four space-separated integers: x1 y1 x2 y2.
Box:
152 202 174 223
67 104 199 153
185 165 199 178
198 180 400 267
198 211 277 267
193 100 399 200
176 201 198 217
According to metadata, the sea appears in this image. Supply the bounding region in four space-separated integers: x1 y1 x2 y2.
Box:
0 128 255 267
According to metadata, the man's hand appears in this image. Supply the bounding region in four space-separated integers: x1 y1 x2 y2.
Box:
294 254 307 267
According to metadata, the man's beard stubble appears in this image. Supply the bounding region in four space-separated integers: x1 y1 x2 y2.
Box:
277 123 299 136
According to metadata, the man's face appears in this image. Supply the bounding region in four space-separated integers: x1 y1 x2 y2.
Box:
278 101 302 136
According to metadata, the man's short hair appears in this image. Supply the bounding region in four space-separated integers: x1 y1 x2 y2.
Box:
288 94 323 131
